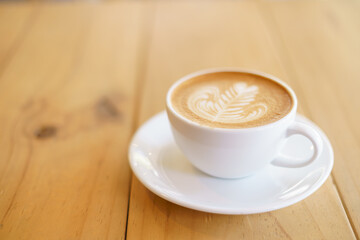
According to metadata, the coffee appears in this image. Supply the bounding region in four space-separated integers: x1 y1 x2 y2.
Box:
170 71 293 129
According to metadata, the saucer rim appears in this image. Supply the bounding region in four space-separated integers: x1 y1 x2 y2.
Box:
129 111 334 214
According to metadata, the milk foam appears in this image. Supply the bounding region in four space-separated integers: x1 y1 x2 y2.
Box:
187 83 267 123
171 71 293 128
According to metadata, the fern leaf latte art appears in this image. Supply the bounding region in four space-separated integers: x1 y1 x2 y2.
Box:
170 72 293 129
187 83 267 124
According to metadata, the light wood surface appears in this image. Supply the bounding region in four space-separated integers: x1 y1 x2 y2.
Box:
0 2 147 239
0 0 358 239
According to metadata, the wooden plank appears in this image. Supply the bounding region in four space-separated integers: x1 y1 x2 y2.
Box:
127 1 355 239
259 0 360 237
0 4 35 73
0 2 146 239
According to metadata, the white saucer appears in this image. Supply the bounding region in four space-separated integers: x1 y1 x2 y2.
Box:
129 111 333 214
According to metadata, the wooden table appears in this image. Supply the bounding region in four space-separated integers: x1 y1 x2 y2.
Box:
0 0 359 239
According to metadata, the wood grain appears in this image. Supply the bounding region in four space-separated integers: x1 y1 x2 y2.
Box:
0 4 36 75
127 1 355 239
0 2 146 239
259 0 360 237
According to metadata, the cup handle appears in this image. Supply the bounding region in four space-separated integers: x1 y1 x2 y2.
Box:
271 121 323 168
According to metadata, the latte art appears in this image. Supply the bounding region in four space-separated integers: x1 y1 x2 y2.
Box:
170 71 293 129
187 83 267 123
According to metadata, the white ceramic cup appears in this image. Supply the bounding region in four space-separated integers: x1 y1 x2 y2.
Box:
166 68 323 179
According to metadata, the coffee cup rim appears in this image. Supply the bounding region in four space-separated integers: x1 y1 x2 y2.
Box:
166 68 298 132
